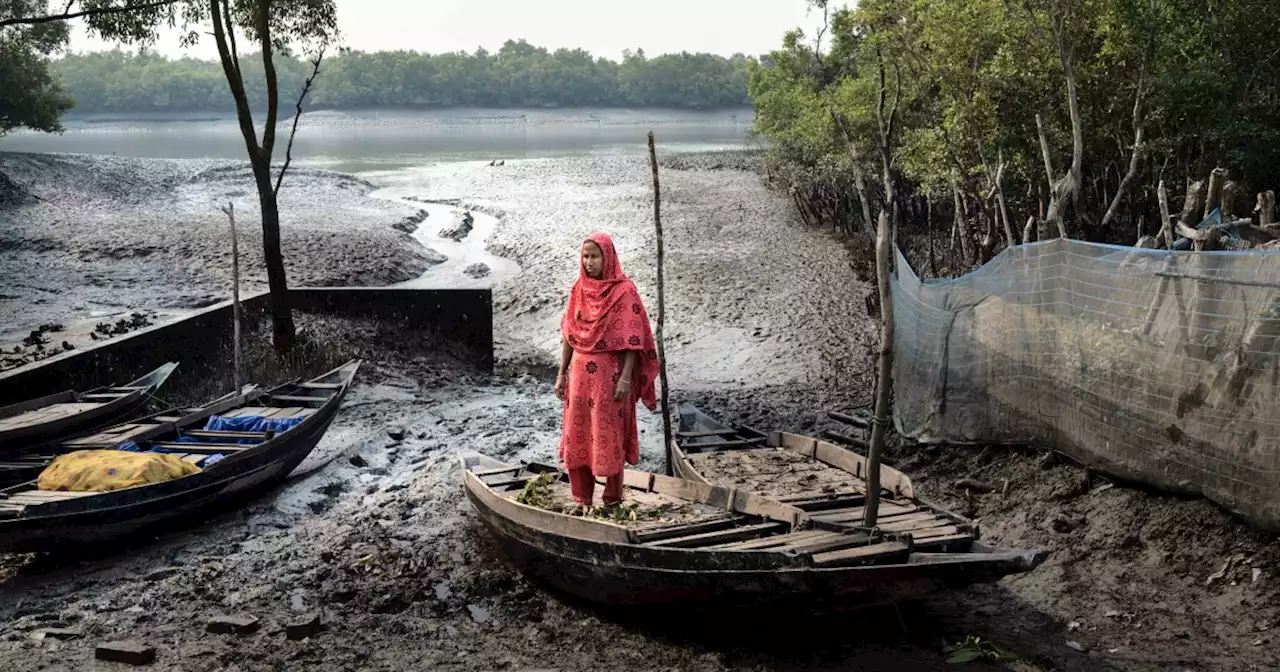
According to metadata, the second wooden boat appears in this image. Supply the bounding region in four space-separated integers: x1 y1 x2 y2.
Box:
0 360 360 553
0 361 179 453
462 452 1046 609
668 402 1047 588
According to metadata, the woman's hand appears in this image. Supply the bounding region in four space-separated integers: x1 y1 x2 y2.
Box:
613 377 631 401
555 373 567 400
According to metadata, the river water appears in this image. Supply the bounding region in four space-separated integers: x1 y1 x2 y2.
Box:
0 108 756 167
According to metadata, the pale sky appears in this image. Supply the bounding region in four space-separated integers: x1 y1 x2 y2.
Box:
67 0 843 60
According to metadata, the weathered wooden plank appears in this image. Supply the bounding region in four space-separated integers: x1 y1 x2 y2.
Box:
225 407 270 418
912 533 974 550
622 470 654 492
631 516 739 544
811 541 910 567
473 465 523 479
775 432 916 499
678 429 743 438
785 532 878 555
298 382 343 390
183 430 270 441
268 395 328 404
645 522 785 549
151 442 253 453
685 438 767 451
710 529 831 551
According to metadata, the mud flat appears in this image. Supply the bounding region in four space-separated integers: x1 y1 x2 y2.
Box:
0 150 1276 671
0 152 442 366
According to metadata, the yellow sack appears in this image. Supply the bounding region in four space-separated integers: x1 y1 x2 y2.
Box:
37 450 201 493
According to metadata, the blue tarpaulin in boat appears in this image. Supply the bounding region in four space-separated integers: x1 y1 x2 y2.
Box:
112 415 302 465
169 415 305 445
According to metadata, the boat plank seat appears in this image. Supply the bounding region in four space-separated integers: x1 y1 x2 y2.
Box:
269 395 328 405
273 408 313 420
811 541 910 567
153 416 183 423
3 490 99 504
223 407 271 418
63 423 159 447
677 429 743 438
912 534 974 551
79 392 131 401
812 502 919 523
782 532 878 555
631 516 741 544
776 489 864 503
151 442 255 453
109 386 147 392
0 403 103 429
253 407 306 420
684 438 767 451
474 465 523 479
709 529 831 551
182 430 272 441
645 521 786 549
298 382 343 390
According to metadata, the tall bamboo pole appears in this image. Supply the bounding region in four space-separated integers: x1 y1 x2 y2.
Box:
647 131 674 476
221 202 243 392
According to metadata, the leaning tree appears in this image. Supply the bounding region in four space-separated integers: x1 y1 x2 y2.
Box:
83 0 340 354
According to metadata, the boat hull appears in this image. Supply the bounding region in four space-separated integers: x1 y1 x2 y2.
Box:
0 362 178 455
0 363 354 554
464 475 1040 609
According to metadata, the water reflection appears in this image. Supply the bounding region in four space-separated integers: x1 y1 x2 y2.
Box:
0 108 758 164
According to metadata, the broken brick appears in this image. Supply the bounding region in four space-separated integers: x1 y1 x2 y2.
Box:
95 641 156 666
285 613 322 641
206 615 260 635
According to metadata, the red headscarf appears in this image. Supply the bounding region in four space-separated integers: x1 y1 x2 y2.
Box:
561 232 660 411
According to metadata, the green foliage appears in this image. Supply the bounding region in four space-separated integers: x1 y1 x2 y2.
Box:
944 635 1018 664
47 41 755 114
749 0 1280 254
0 1 74 135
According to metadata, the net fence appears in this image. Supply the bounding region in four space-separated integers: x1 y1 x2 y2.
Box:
892 238 1280 529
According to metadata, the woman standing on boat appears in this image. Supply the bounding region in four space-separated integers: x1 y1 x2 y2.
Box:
555 232 660 510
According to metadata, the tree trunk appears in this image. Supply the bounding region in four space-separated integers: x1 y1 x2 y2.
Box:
863 210 894 528
951 178 974 263
253 161 296 353
927 195 937 277
1259 191 1276 228
1157 180 1175 249
1100 78 1146 232
210 0 295 354
1204 168 1227 218
994 152 1014 247
830 110 876 237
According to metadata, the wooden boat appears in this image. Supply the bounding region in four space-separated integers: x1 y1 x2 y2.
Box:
461 451 1046 609
0 360 360 553
665 403 1049 584
0 385 257 486
0 362 179 453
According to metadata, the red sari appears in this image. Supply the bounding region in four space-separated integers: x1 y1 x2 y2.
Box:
559 232 660 505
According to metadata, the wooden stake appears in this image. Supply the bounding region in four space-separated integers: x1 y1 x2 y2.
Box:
220 202 243 392
864 210 894 528
647 131 674 477
1258 191 1276 228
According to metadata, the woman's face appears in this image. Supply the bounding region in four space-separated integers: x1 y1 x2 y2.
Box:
581 241 604 279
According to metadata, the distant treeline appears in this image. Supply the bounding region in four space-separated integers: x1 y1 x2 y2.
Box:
51 40 757 113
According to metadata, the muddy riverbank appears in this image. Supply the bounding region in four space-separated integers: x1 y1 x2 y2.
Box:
0 152 440 365
0 149 1276 671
